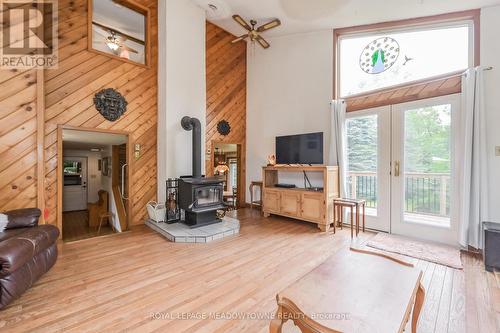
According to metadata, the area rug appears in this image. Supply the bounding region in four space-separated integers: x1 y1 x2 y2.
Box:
366 233 463 269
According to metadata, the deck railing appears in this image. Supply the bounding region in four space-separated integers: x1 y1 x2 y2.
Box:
347 172 450 217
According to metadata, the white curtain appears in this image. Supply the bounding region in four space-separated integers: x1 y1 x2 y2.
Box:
329 100 347 198
458 67 489 249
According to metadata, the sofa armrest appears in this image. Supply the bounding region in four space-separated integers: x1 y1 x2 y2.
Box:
0 238 35 276
4 208 41 229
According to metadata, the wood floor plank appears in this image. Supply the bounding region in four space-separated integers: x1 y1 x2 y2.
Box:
419 264 447 332
0 210 495 333
434 267 454 333
448 269 466 333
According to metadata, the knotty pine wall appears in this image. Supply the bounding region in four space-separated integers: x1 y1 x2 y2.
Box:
0 0 44 214
0 0 158 228
205 22 247 204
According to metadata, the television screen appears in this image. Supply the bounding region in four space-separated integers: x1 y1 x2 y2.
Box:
276 132 324 165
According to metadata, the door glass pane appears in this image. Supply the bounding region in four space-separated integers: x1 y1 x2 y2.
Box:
403 104 451 226
346 115 378 215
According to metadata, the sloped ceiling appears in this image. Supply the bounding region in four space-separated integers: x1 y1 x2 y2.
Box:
193 0 500 37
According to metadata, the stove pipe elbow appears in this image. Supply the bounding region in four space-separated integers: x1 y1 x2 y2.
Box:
181 116 202 178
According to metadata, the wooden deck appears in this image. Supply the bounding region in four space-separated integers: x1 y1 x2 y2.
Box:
0 209 498 332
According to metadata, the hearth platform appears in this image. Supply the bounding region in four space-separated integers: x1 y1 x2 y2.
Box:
145 216 240 243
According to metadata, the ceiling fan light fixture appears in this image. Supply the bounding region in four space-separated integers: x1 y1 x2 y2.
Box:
106 41 120 51
231 14 281 49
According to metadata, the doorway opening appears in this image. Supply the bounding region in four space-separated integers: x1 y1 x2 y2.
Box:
211 143 242 210
60 128 129 242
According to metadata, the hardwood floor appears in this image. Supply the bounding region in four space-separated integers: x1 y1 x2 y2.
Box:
0 209 498 332
63 210 113 242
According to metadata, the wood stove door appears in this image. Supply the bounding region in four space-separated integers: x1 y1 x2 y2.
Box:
194 186 222 208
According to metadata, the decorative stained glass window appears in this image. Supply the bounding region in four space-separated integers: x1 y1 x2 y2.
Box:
338 23 473 97
359 37 400 74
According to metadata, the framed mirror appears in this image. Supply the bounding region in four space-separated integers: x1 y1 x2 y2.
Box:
88 0 150 67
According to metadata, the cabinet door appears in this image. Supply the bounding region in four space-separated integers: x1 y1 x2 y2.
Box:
263 190 280 214
301 193 324 222
280 192 301 216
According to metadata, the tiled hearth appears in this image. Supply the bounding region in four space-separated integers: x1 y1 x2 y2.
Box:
145 216 240 243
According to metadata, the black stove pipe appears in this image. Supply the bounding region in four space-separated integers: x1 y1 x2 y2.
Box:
181 116 202 178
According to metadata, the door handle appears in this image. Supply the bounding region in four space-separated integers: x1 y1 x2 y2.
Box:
121 163 128 200
394 161 400 177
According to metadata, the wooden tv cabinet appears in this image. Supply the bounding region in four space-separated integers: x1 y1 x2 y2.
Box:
262 165 339 232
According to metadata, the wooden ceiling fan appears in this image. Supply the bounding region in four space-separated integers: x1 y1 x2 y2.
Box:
231 15 281 49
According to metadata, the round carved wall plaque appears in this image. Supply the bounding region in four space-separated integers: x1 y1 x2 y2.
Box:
217 120 231 136
94 88 128 122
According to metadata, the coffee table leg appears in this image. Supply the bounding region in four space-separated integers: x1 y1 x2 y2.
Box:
350 206 353 238
412 283 425 333
340 206 343 230
356 205 359 236
269 305 286 333
362 203 365 232
333 203 336 234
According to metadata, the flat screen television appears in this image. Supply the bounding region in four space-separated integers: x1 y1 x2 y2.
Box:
276 132 324 165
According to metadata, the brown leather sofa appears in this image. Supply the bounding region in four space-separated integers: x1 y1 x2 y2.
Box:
0 208 59 309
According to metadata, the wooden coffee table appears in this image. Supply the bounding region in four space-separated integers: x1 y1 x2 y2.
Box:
270 248 425 333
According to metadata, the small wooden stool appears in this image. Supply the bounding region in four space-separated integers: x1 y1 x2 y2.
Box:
97 212 112 235
249 181 263 210
333 198 366 238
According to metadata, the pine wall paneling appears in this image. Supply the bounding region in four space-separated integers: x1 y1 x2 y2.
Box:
0 0 158 230
205 22 247 205
0 0 39 213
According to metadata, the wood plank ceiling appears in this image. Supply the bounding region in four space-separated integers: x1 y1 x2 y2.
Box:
346 75 462 112
0 0 158 228
205 22 247 204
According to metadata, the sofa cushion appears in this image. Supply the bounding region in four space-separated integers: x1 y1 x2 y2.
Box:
0 228 26 243
0 225 59 277
0 243 58 309
5 208 41 229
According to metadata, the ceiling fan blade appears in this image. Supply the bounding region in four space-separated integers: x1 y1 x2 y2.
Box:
117 35 128 43
257 19 281 32
95 29 110 39
231 34 248 44
232 15 252 31
120 44 139 54
255 35 270 49
94 22 115 35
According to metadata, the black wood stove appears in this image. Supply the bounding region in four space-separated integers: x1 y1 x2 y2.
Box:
178 116 225 228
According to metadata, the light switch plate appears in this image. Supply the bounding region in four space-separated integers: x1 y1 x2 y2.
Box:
496 146 500 156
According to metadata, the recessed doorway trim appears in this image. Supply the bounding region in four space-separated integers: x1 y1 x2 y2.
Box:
57 125 132 237
209 141 246 207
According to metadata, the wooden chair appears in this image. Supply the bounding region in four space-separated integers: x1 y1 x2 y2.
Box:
88 190 111 234
225 187 238 210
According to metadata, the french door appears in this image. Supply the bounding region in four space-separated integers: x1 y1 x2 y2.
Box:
346 95 460 244
346 106 391 232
